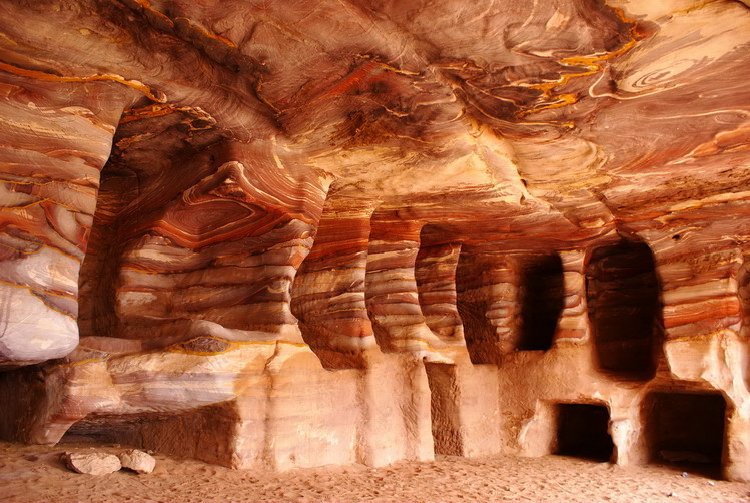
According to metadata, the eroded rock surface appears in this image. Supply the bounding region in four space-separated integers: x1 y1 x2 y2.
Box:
0 0 749 482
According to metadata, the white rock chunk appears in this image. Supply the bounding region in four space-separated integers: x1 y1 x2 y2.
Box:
118 449 156 474
64 452 121 475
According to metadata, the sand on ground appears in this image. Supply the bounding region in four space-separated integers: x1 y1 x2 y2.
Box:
0 442 748 503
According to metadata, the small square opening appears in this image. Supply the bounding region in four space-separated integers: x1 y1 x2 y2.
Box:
555 403 614 462
645 392 726 475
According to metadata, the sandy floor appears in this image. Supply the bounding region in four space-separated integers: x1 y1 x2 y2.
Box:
0 442 748 503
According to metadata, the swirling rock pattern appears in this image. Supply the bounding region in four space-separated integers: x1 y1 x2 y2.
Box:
291 198 377 368
0 74 136 366
0 0 750 481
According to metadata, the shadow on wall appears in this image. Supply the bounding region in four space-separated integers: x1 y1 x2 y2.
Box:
454 247 497 364
517 254 564 351
586 239 663 380
454 249 565 363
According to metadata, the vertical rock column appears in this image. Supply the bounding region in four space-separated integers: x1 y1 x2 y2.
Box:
293 202 439 467
556 249 591 344
0 74 134 366
414 241 467 358
456 252 518 362
365 215 442 357
296 206 440 464
590 243 653 468
365 220 501 462
483 257 521 356
359 213 435 465
290 199 377 368
416 240 501 458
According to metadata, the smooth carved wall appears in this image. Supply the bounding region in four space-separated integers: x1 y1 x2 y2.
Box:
0 0 750 481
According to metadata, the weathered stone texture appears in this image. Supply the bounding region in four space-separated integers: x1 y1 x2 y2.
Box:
1 0 750 483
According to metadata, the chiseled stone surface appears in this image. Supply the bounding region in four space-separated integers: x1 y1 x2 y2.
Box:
0 0 749 482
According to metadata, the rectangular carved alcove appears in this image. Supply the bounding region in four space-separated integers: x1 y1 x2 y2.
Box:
518 254 564 351
586 240 661 379
644 392 726 476
554 403 614 462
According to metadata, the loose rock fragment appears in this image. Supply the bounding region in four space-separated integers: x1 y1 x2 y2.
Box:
64 452 121 475
118 449 156 474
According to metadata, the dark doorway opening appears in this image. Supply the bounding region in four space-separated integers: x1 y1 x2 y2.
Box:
645 392 726 476
586 240 661 378
555 403 614 462
518 254 564 351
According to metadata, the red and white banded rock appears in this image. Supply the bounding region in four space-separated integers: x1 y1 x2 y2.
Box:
0 74 136 367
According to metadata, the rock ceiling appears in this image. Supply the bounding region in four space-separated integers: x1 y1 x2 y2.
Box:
3 0 749 248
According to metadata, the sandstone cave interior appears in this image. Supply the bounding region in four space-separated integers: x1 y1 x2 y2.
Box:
1 0 750 501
